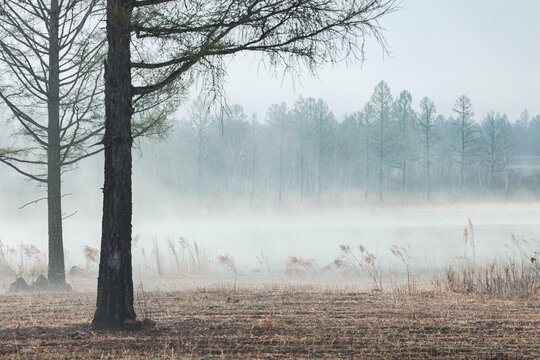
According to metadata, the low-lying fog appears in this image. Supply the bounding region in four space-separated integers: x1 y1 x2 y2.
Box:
1 154 539 289
2 200 539 273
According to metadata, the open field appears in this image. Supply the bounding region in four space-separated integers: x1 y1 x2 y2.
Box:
0 287 538 359
1 205 538 359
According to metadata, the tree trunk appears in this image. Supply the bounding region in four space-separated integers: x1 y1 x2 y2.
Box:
278 114 284 206
364 137 370 201
505 171 510 199
400 158 407 194
47 0 65 287
47 159 64 285
197 128 203 199
317 109 322 199
460 118 465 192
250 117 256 205
299 117 304 202
426 131 431 200
92 0 135 329
379 107 384 202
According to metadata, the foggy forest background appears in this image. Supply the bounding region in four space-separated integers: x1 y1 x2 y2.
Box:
2 78 539 212
80 81 540 205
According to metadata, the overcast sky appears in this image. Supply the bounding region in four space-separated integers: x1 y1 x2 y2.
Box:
215 0 540 122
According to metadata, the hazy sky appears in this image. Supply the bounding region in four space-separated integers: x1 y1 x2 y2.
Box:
216 0 540 122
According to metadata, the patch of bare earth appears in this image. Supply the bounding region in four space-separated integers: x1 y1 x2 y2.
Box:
0 289 538 359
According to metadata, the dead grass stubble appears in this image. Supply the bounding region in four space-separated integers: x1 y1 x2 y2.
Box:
0 288 538 359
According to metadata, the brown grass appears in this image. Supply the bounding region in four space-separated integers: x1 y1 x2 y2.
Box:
216 254 238 290
442 256 540 299
283 255 319 277
0 241 47 278
0 288 538 359
441 223 540 299
332 244 383 290
390 244 415 294
0 240 17 277
83 246 99 272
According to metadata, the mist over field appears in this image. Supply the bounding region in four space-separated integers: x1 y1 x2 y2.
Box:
3 194 539 273
1 117 539 287
0 0 538 292
0 1 539 358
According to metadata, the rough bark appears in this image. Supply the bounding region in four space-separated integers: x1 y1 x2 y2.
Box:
47 0 65 286
92 0 135 329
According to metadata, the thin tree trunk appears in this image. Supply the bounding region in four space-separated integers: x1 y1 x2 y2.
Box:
278 114 284 206
92 0 135 329
379 105 384 202
364 137 370 201
250 117 256 206
426 129 431 200
47 0 65 287
333 141 338 191
505 171 510 199
400 159 407 194
317 109 322 199
461 117 465 192
299 117 304 202
399 108 407 196
197 128 203 199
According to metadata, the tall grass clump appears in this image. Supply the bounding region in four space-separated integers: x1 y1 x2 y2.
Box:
283 256 320 277
442 219 539 299
177 237 212 274
333 244 383 290
167 238 183 274
84 245 99 271
21 244 47 276
0 240 17 276
151 239 165 276
216 254 238 290
252 251 271 274
463 217 476 268
0 241 49 278
390 244 414 293
141 236 214 276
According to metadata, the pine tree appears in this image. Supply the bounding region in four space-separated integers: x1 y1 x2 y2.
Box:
418 97 439 200
369 81 394 201
393 90 417 194
452 95 480 192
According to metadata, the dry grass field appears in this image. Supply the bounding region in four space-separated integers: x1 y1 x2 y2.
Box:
0 287 538 359
1 217 538 359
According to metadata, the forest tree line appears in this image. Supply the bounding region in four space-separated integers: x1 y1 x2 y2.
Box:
143 81 540 203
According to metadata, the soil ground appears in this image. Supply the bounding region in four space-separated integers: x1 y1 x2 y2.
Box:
0 288 538 359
